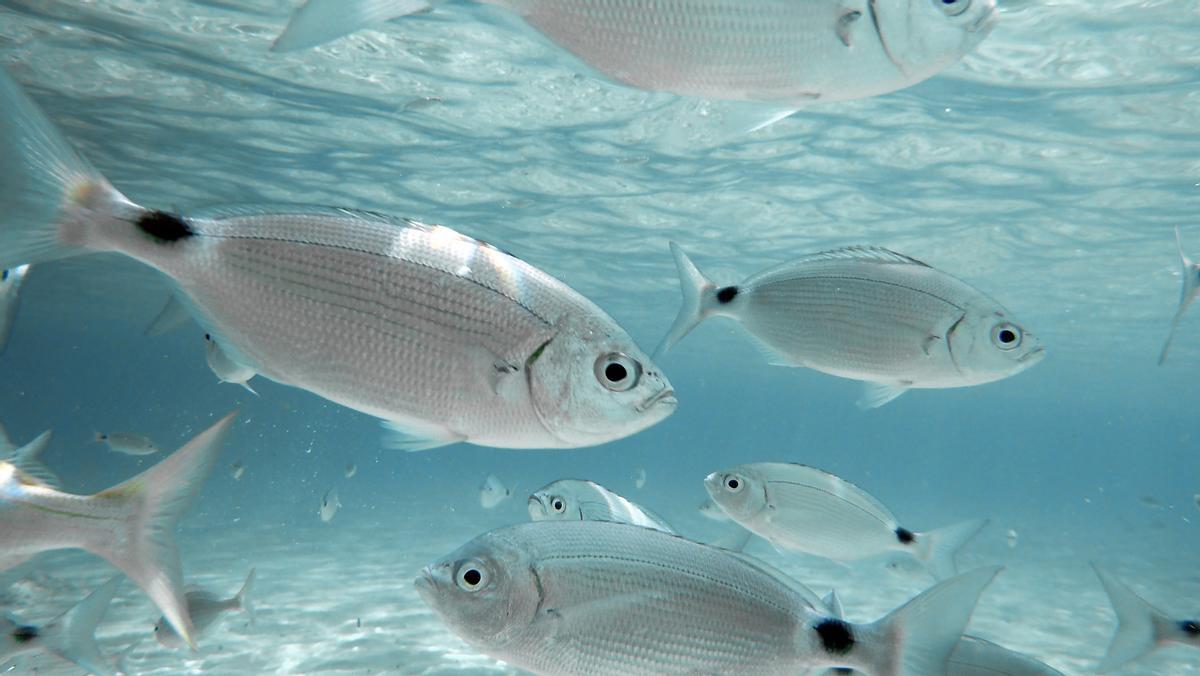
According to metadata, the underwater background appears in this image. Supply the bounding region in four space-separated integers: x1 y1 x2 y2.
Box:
0 0 1198 673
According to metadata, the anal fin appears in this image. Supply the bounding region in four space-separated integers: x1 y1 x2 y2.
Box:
857 381 910 409
380 420 465 452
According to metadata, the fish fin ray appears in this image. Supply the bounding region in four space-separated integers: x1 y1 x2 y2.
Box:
912 518 989 581
380 420 464 451
42 575 120 676
10 430 62 489
143 294 192 337
1091 563 1167 672
856 381 910 410
653 242 719 358
272 0 434 52
235 568 256 626
1159 226 1198 365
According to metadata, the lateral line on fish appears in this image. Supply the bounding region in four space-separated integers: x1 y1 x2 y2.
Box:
187 231 556 328
760 274 966 313
15 501 120 522
222 249 532 345
766 480 893 530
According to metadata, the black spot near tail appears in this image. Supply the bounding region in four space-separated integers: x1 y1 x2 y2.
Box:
895 527 915 544
12 625 39 643
716 286 739 304
136 211 194 243
815 619 854 655
1181 620 1200 636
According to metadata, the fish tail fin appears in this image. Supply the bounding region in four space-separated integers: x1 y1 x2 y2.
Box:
235 567 257 625
912 518 989 581
0 67 142 270
822 589 844 619
849 566 1001 676
10 429 63 490
42 575 121 676
143 295 192 337
1091 563 1167 672
1159 226 1198 365
653 242 720 359
90 412 238 650
272 0 434 52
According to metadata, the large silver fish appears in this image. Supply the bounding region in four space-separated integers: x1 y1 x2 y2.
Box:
1091 563 1200 673
527 478 675 532
0 68 674 450
658 243 1044 408
706 462 987 580
154 568 255 650
0 576 121 676
1158 226 1199 364
0 263 29 355
0 412 237 649
416 520 1001 675
274 1 997 118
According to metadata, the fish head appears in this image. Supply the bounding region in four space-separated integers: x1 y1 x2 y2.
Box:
0 264 29 294
527 487 576 522
526 317 676 447
945 309 1044 383
870 0 997 84
153 619 184 649
415 532 538 648
704 467 767 522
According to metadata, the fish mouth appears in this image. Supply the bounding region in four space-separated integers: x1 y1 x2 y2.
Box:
1018 346 1046 364
414 568 438 605
636 388 677 413
527 496 546 519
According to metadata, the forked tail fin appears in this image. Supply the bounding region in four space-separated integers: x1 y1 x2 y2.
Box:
1092 563 1173 672
235 567 257 625
41 575 121 676
8 429 62 489
912 518 989 581
89 412 238 650
272 0 435 52
1159 226 1199 365
653 242 720 359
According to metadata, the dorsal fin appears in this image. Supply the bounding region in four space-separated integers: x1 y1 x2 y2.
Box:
791 246 931 267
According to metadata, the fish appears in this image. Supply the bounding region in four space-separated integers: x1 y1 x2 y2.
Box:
273 0 998 130
634 468 647 489
320 487 342 522
0 423 61 489
154 568 255 650
0 263 29 355
657 243 1044 408
1092 563 1200 672
0 67 675 451
416 520 1001 674
1194 494 1199 511
204 333 258 395
344 463 357 479
0 576 121 676
230 460 246 481
143 294 191 337
0 412 237 649
698 498 731 522
479 474 513 509
1005 528 1018 549
706 462 988 580
94 431 160 456
1160 226 1200 364
527 478 674 532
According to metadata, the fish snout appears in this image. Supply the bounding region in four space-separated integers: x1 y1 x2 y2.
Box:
527 495 546 519
414 566 440 604
636 386 677 413
702 472 723 496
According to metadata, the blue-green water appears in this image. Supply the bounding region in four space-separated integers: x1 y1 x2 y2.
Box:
1 1 1198 674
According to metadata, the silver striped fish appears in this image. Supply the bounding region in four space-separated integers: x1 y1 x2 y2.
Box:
0 69 675 450
527 478 675 532
417 520 1001 675
657 243 1044 408
274 0 997 115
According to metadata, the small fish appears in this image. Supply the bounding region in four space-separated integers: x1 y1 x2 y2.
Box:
0 68 674 451
657 244 1044 408
344 463 357 479
634 468 647 490
230 460 245 481
1005 529 1018 549
706 463 988 580
274 1 998 130
1194 494 1199 511
0 263 30 355
0 576 121 676
1091 563 1200 672
1138 495 1164 509
94 432 160 456
1159 226 1200 365
0 423 61 489
143 293 191 337
204 333 258 395
416 521 1001 674
479 475 512 510
320 488 342 523
0 413 237 648
154 569 255 649
528 479 674 532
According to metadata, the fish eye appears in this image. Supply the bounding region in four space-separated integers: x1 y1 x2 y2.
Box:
594 352 642 392
724 475 744 493
991 323 1022 351
933 0 971 16
455 560 489 592
551 497 565 513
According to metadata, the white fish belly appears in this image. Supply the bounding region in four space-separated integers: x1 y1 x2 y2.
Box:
153 214 575 447
510 0 895 101
497 524 809 674
739 267 966 384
